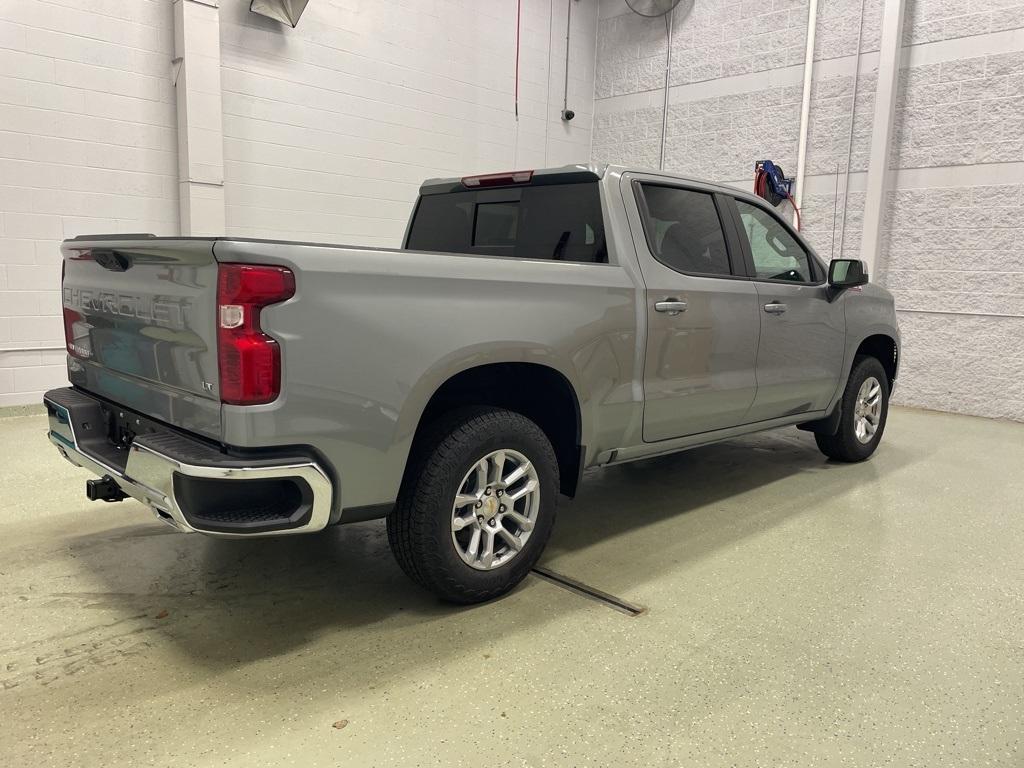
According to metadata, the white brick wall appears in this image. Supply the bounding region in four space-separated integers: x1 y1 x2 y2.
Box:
800 190 866 259
219 0 597 247
0 0 178 406
5 0 1018 421
896 311 1024 420
904 0 1024 46
883 184 1024 317
893 51 1024 169
594 0 1024 421
595 0 883 99
0 0 598 404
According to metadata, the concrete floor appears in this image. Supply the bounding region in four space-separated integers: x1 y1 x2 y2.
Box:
1 406 1021 767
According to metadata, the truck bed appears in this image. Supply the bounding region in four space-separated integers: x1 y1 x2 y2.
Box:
58 234 639 513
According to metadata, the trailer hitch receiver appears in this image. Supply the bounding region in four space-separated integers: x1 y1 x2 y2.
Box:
86 475 128 503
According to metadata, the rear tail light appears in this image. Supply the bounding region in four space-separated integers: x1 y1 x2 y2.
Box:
217 264 295 405
63 307 90 359
61 259 91 359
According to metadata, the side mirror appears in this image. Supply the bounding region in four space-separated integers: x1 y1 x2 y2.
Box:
829 258 868 289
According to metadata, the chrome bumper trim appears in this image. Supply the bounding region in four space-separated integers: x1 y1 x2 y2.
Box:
46 396 333 538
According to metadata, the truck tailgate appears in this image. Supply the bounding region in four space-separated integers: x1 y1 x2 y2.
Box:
61 237 222 440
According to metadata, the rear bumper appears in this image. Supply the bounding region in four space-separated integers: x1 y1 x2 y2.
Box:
44 387 333 537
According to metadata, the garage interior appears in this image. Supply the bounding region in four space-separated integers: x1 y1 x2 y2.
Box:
1 0 1022 766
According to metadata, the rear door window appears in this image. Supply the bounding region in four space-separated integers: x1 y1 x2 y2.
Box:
635 184 734 277
406 183 607 263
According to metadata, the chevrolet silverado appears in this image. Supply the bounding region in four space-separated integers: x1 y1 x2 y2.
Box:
45 165 900 603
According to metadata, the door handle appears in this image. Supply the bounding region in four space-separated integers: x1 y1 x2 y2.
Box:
763 302 788 314
655 299 688 315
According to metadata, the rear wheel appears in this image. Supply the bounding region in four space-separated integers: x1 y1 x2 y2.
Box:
387 407 558 604
815 355 889 462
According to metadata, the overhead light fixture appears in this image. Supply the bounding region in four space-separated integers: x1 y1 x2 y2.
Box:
249 0 309 28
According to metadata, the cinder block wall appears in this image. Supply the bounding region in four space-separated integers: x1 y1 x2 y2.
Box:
217 0 597 247
0 0 598 405
0 0 179 406
593 0 1024 421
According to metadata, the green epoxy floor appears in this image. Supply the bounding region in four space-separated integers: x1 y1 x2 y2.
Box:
1 406 1021 766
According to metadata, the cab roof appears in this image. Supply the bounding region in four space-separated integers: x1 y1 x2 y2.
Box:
418 163 751 200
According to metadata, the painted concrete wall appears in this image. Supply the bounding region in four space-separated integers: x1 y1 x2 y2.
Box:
3 0 1019 421
0 0 598 405
0 0 179 406
593 0 1024 421
219 0 597 247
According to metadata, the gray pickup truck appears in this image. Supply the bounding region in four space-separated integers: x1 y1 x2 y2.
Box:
45 164 899 603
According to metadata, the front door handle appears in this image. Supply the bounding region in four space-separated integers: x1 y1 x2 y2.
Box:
763 302 788 314
655 299 688 315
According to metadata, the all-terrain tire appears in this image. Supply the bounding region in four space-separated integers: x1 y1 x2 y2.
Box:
387 407 558 604
815 355 890 462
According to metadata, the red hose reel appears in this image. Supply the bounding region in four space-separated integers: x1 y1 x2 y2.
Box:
754 160 801 231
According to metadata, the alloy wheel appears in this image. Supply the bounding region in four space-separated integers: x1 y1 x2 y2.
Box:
450 449 540 570
853 376 883 444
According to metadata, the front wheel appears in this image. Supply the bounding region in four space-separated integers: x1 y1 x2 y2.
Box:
815 355 890 462
387 407 558 604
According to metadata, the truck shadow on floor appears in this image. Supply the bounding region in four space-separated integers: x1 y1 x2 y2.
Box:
58 428 917 689
548 428 900 563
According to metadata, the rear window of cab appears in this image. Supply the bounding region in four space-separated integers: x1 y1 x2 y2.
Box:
405 182 607 263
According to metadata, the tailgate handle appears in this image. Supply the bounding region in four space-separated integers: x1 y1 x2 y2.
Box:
93 249 132 272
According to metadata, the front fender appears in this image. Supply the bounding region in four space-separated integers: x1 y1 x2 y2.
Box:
830 287 900 410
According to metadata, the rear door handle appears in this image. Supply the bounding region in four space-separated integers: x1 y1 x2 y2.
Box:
763 302 788 314
655 300 688 315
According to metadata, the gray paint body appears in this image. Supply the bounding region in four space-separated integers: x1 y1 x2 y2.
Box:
58 165 900 521
62 239 222 439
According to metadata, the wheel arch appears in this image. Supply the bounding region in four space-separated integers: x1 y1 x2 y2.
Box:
405 359 585 498
853 333 899 388
802 329 899 437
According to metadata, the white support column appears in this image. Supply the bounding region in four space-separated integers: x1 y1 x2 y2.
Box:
173 0 225 236
793 0 819 222
858 0 906 277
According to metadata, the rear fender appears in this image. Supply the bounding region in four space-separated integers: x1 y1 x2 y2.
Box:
394 342 587 450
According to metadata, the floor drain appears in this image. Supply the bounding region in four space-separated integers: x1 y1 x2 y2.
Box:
531 566 645 617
